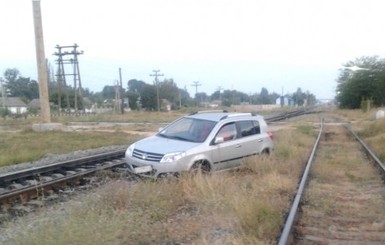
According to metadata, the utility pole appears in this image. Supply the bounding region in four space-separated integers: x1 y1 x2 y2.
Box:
32 0 51 123
150 69 164 112
114 80 121 113
217 86 223 105
191 81 201 107
119 68 124 114
0 79 6 109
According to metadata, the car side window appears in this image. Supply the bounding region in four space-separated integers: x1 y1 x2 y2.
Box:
252 120 261 134
238 120 260 137
216 123 236 141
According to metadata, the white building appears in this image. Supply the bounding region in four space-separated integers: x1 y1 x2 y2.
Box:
0 97 28 114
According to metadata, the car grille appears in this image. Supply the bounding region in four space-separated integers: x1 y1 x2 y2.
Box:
132 149 164 162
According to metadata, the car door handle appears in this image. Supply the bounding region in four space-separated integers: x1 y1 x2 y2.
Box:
235 144 241 148
258 139 263 142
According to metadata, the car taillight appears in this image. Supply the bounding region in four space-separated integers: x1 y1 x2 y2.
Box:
267 131 273 140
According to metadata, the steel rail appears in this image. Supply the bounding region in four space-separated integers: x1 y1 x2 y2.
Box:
0 149 126 186
344 124 385 174
265 108 319 123
278 119 324 245
278 122 385 244
0 158 125 201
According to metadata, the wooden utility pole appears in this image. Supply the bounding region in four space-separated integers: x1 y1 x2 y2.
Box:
150 69 164 112
119 68 124 114
191 81 201 106
32 0 51 123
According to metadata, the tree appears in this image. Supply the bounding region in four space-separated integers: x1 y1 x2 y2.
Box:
178 88 192 108
218 90 249 106
292 88 306 106
159 78 180 107
50 91 84 110
127 79 146 93
195 92 208 106
255 87 272 104
336 56 385 109
3 68 39 100
140 84 157 110
126 91 140 110
101 85 116 99
4 68 19 84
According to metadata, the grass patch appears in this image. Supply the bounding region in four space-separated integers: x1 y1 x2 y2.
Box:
358 118 385 137
356 118 385 164
0 129 140 167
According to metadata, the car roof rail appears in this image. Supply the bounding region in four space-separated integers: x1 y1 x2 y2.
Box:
189 110 228 115
219 112 256 120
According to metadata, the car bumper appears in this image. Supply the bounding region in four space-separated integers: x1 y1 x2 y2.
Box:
125 155 189 178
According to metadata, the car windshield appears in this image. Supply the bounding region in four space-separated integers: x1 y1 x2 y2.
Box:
158 117 216 143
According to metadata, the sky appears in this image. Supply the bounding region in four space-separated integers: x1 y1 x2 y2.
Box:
1 0 385 101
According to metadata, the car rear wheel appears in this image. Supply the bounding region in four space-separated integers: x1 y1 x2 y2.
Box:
261 148 271 155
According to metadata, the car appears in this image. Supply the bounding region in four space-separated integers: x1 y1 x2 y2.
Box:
125 110 274 178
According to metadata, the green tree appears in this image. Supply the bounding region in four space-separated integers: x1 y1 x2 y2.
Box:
4 68 19 83
178 88 192 108
159 78 180 107
126 91 140 110
127 79 146 93
140 84 157 110
292 88 306 106
127 79 148 110
101 85 116 99
336 56 385 109
3 68 39 100
255 87 272 104
49 92 84 110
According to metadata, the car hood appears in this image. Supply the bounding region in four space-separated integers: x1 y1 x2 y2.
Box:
134 135 200 154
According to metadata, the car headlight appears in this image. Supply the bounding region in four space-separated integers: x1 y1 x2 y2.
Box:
160 152 186 163
125 143 136 157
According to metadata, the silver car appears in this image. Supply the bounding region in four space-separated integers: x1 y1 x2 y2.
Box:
125 111 274 178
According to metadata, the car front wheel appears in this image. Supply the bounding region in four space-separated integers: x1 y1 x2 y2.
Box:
190 160 211 175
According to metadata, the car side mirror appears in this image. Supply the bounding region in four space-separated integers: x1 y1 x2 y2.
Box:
158 127 164 132
214 137 224 144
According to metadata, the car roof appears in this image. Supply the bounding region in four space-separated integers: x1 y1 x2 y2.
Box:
185 111 263 122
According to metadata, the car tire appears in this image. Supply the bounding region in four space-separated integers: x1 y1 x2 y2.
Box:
190 160 211 175
261 148 270 156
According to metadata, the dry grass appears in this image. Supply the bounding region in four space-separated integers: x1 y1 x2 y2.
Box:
0 129 141 167
356 118 385 162
302 125 385 226
3 122 318 244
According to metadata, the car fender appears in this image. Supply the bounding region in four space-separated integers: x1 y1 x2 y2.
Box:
186 153 213 170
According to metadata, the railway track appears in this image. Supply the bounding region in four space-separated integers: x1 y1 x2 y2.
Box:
0 108 323 226
279 120 385 244
0 150 127 218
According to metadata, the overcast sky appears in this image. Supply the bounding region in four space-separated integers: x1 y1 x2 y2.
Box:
1 0 385 100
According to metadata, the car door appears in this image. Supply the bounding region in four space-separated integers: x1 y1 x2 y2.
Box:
235 120 264 164
211 122 243 170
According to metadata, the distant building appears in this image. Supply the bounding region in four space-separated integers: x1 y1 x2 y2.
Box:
276 96 290 106
0 97 28 114
28 98 41 110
